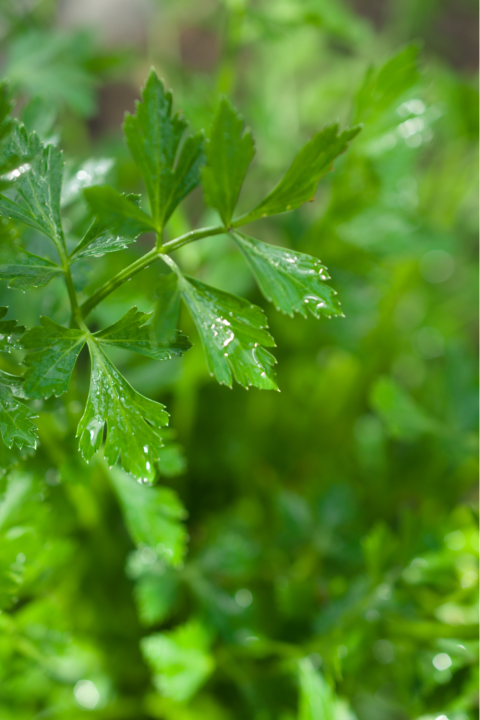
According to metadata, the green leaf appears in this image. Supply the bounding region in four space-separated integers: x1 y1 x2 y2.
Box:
77 341 170 481
153 273 181 343
0 307 24 352
61 157 114 206
109 467 187 567
174 268 277 389
234 124 360 225
370 376 442 441
0 125 64 243
134 572 178 626
0 82 13 143
21 318 86 399
5 29 96 116
234 233 342 319
298 658 335 720
0 370 37 450
0 248 63 289
124 70 205 228
141 621 215 702
83 185 156 237
156 430 186 478
70 218 137 261
94 306 191 360
203 96 255 227
355 45 420 124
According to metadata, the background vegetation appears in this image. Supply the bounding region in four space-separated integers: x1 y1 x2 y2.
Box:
0 1 477 718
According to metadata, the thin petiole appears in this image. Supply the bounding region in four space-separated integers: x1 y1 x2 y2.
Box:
79 224 226 318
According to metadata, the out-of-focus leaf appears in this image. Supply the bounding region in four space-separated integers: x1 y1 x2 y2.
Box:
0 370 37 450
355 45 420 124
77 341 169 482
124 70 205 228
141 621 214 702
134 571 179 626
0 249 62 289
0 82 13 142
298 658 335 720
0 307 24 352
234 124 360 225
110 467 187 567
4 30 97 116
83 185 156 237
370 376 441 441
94 306 191 360
203 97 255 227
234 232 342 318
61 157 114 206
21 318 86 399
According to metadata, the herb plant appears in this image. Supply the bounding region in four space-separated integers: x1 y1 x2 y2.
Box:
0 70 359 483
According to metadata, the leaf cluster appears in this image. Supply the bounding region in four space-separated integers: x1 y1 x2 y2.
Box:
0 71 359 481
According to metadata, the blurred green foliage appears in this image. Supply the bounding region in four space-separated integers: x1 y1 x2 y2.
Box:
0 1 477 719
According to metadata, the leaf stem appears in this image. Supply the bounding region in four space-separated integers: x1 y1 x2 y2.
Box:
79 224 225 318
54 233 81 324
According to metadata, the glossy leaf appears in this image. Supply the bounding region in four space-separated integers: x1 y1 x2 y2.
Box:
176 270 277 389
0 248 63 289
234 124 360 225
61 157 114 206
0 370 37 449
153 273 181 343
83 185 155 237
141 621 214 702
0 307 24 352
0 124 64 243
94 306 191 360
77 341 170 481
203 96 255 227
110 467 187 567
124 70 205 228
70 218 137 261
22 317 86 399
234 233 342 318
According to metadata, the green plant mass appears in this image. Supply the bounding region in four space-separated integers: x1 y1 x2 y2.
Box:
0 2 477 719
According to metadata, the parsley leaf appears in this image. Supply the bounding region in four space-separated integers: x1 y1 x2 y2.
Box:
22 317 86 399
0 307 24 352
0 248 63 289
124 70 205 229
77 341 170 482
110 467 187 567
0 124 64 244
355 45 420 124
234 233 342 319
70 218 137 262
203 97 255 227
61 157 114 207
153 273 181 343
0 370 37 449
234 124 360 225
94 306 191 360
171 265 277 389
141 622 214 702
83 185 156 237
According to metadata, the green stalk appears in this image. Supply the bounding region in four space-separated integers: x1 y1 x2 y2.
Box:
79 225 225 318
